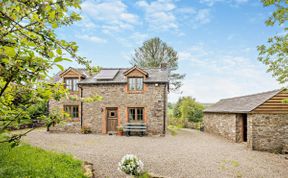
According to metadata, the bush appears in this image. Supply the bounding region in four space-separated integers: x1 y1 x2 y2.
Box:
118 154 144 176
173 96 204 123
81 126 92 134
0 143 87 177
168 125 181 136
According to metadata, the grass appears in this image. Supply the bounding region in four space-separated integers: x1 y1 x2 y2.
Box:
0 142 87 178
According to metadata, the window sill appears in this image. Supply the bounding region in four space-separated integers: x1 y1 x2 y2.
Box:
127 91 144 94
68 91 79 95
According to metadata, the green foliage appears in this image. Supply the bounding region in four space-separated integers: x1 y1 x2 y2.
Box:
173 96 204 123
168 125 181 136
81 126 92 134
130 37 185 91
0 0 100 145
258 0 288 83
0 142 87 177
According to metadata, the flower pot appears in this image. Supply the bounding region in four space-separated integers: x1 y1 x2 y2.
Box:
117 131 123 136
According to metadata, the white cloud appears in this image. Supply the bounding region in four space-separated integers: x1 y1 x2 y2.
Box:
116 32 149 47
77 34 107 44
199 0 249 7
81 0 139 33
170 44 282 103
195 9 211 25
75 15 97 31
136 0 212 32
136 0 178 31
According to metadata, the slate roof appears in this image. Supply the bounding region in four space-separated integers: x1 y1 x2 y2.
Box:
204 89 283 113
78 68 169 84
52 68 88 82
53 67 169 84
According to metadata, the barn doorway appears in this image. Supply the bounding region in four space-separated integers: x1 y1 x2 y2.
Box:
242 114 248 142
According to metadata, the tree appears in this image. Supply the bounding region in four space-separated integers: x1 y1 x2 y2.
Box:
258 0 288 83
130 37 185 91
0 0 99 146
173 97 204 123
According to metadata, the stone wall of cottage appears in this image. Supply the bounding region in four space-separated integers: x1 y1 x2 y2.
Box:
82 83 167 135
48 96 82 132
248 113 288 153
203 113 244 142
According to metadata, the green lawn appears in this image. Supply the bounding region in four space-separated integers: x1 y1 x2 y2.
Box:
0 142 87 178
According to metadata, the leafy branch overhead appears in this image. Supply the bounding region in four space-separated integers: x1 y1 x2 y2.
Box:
0 0 98 145
258 0 288 84
130 37 185 92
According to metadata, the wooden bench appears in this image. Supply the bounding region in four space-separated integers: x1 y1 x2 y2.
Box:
123 123 147 136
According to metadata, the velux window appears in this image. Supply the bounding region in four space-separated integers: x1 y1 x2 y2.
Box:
128 78 143 91
64 78 79 91
128 108 144 122
64 105 79 118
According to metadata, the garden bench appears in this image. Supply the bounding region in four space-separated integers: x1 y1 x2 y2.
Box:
123 123 147 136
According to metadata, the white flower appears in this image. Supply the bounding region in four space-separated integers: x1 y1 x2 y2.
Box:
118 154 144 176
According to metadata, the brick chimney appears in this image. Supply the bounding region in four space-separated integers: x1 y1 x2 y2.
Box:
160 63 168 70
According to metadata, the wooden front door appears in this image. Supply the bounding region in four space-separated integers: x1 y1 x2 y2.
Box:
107 108 118 133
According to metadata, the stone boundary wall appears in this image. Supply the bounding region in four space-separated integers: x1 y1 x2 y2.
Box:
203 113 238 142
248 113 288 153
49 122 81 133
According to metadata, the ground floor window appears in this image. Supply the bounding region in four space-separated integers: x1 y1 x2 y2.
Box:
64 105 79 118
128 107 144 122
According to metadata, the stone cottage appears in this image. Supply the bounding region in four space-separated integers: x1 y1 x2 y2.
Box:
49 66 169 135
204 89 288 153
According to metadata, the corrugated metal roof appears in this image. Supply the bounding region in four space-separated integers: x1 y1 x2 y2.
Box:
204 89 282 113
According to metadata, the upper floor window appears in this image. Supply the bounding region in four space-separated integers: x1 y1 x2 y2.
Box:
64 78 79 91
128 77 143 91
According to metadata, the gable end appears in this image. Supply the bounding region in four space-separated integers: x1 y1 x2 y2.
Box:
251 89 288 114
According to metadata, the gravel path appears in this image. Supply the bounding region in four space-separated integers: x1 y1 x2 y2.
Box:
25 129 288 178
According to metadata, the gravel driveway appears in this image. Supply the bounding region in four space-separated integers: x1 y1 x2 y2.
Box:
25 129 288 178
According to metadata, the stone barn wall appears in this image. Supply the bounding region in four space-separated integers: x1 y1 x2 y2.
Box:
204 113 240 142
248 113 288 153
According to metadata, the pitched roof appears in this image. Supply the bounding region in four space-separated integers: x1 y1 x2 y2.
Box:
123 66 149 77
52 66 169 84
78 67 169 84
52 67 88 82
204 89 283 113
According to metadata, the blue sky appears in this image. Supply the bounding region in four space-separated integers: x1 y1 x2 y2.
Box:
55 0 285 103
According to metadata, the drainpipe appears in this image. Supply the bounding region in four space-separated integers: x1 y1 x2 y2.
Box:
163 83 167 134
79 85 83 128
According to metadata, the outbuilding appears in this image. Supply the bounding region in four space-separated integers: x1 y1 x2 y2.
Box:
204 89 288 153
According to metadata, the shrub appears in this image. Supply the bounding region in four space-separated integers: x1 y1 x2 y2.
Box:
118 154 144 176
168 125 181 136
173 96 204 123
81 126 92 134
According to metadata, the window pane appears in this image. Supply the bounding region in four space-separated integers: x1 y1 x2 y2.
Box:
129 78 136 90
65 79 72 90
129 109 135 121
72 106 79 118
73 79 79 91
136 78 143 90
137 108 143 121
